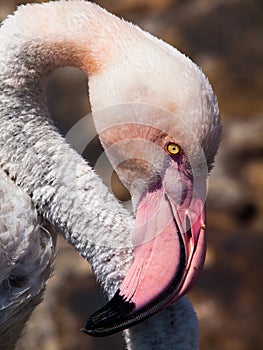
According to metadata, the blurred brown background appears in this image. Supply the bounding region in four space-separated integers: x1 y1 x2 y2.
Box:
1 0 263 349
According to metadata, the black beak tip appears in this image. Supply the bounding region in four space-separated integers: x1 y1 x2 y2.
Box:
81 327 92 335
81 322 104 337
81 317 115 337
82 230 187 337
81 289 136 337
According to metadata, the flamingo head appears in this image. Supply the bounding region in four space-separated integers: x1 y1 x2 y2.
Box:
83 19 221 336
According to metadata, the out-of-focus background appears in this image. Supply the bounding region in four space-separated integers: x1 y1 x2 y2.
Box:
1 0 262 349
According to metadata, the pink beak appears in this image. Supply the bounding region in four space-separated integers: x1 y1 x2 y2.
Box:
83 166 206 337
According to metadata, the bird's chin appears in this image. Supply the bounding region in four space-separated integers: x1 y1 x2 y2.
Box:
83 185 206 337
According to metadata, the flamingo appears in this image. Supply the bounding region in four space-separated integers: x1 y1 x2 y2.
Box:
0 1 221 349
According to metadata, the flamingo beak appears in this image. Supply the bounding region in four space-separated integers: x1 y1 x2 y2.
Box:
83 170 206 337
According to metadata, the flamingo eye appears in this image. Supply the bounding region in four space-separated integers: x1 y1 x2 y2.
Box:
166 142 181 156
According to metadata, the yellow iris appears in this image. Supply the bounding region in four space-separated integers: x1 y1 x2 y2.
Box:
166 142 181 155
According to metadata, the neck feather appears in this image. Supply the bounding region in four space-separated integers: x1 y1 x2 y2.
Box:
0 1 134 283
0 1 124 78
125 297 199 350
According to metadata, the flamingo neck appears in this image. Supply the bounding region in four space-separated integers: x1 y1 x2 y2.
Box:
125 297 199 350
0 1 126 80
0 1 133 277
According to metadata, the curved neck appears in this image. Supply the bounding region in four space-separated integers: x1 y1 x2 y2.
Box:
0 1 134 283
0 1 119 79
